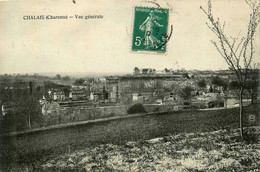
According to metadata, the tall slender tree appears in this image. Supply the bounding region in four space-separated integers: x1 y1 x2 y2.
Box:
200 0 259 139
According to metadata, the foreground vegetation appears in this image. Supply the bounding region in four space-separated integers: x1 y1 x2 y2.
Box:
41 127 260 171
1 104 258 171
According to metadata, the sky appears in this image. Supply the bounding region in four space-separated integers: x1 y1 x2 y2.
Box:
0 0 259 74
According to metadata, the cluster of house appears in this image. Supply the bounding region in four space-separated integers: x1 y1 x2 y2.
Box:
2 68 258 119
133 67 174 75
40 67 229 109
42 81 119 104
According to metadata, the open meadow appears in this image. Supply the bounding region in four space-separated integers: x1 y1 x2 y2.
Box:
41 126 260 171
1 104 259 171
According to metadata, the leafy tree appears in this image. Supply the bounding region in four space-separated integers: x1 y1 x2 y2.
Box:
87 78 94 83
74 78 85 85
229 80 240 90
155 88 167 100
1 97 43 132
179 86 194 105
29 81 33 96
201 0 259 139
62 76 70 81
197 79 207 88
15 96 43 129
62 87 71 98
56 74 61 80
44 81 57 90
127 103 147 114
211 76 226 87
182 73 190 79
36 86 41 92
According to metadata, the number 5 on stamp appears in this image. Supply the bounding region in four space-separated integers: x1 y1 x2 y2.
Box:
132 7 169 53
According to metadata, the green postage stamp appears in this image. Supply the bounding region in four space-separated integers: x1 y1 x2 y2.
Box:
132 7 169 53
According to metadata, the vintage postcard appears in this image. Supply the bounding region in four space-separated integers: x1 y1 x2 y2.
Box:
0 0 259 171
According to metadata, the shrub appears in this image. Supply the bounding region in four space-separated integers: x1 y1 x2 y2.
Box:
153 107 160 113
127 103 147 114
243 127 258 144
184 101 190 106
198 79 207 88
179 86 194 100
105 112 115 118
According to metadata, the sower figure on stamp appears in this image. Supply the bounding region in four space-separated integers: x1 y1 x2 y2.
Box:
139 10 163 48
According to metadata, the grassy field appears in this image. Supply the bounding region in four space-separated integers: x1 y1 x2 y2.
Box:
1 104 259 171
40 126 260 171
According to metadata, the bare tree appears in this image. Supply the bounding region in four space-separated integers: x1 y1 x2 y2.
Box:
200 0 260 140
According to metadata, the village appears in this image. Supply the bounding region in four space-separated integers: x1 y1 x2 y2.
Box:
39 67 250 109
0 67 258 129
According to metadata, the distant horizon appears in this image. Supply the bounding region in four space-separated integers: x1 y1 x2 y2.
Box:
0 68 236 76
1 63 260 76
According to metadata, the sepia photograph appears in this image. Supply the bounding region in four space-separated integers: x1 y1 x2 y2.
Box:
0 0 259 171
